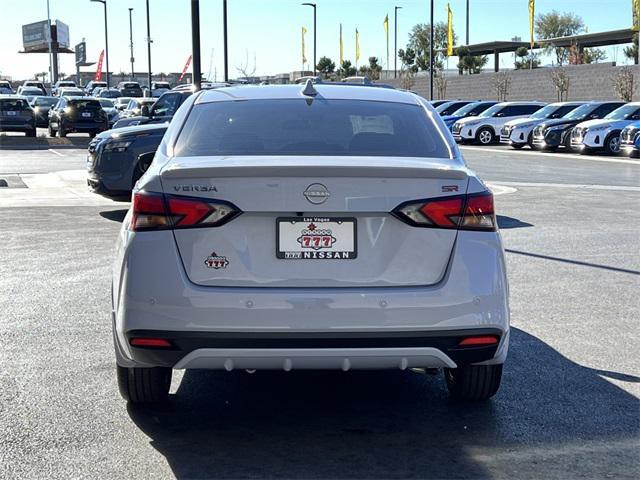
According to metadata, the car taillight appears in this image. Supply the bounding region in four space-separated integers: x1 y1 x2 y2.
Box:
130 191 241 231
393 191 496 231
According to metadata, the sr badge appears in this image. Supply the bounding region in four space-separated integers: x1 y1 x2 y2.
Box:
204 252 229 269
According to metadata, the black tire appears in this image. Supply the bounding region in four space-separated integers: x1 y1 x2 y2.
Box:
475 127 494 145
132 157 152 187
603 132 621 155
526 131 534 148
511 143 524 150
57 122 67 138
117 365 171 404
444 364 503 401
563 131 573 151
48 124 56 137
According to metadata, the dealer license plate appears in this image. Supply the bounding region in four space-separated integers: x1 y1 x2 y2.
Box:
276 217 357 260
81 112 92 118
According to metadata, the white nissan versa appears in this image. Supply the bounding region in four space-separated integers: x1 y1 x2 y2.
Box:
112 82 510 404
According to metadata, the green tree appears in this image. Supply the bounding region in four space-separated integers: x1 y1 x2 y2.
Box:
336 60 357 78
404 22 457 72
358 57 383 80
535 11 585 65
623 33 638 63
514 46 540 69
456 46 488 74
316 56 335 78
582 48 607 64
397 47 418 73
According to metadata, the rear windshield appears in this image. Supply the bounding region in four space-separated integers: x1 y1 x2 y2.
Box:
0 99 30 110
174 99 450 158
122 83 140 88
58 82 75 87
69 100 101 110
34 97 58 107
98 99 115 107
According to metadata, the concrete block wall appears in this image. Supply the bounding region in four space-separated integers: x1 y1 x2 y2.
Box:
388 63 639 102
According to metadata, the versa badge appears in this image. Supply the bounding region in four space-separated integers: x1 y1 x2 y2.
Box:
204 252 229 269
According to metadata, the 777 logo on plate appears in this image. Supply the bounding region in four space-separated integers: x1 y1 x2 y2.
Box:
297 223 336 250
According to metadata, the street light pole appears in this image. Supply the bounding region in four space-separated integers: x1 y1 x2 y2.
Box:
429 0 434 100
128 8 134 80
190 0 202 91
302 3 316 74
466 0 470 45
146 0 152 90
394 6 402 78
223 0 228 82
46 0 55 86
91 0 110 87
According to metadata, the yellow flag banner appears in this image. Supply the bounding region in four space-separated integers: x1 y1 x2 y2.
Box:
447 4 453 56
356 28 360 62
384 14 389 72
302 27 307 65
529 0 535 47
340 24 344 64
633 0 639 30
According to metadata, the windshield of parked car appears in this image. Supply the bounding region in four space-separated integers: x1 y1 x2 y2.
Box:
0 98 31 110
98 99 115 108
33 97 58 107
450 102 485 116
563 104 596 120
58 82 75 87
175 99 451 158
479 104 504 117
69 100 102 110
530 104 563 120
604 104 640 120
122 83 139 88
116 97 132 105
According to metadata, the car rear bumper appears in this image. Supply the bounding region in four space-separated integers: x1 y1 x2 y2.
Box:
121 328 504 370
112 229 510 370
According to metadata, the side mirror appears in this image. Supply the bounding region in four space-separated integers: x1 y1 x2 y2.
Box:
140 105 150 117
589 113 599 119
495 112 504 117
137 151 155 173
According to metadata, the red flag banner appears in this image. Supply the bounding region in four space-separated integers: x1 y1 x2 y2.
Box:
95 50 105 81
178 54 192 82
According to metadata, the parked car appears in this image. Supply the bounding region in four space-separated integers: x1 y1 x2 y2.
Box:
113 90 189 128
114 97 133 112
29 95 59 127
111 84 509 405
18 87 48 102
84 80 107 94
58 87 86 99
531 102 626 151
87 123 168 199
452 101 546 145
0 96 36 136
0 81 15 94
119 98 156 119
47 97 108 137
500 102 586 149
441 101 498 132
435 100 475 116
18 81 47 95
117 81 143 97
52 80 77 96
570 102 640 155
98 98 120 127
95 88 122 99
619 121 640 158
430 99 452 108
171 82 230 92
149 81 171 97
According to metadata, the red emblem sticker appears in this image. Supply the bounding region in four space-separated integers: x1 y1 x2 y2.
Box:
297 223 336 250
204 252 229 269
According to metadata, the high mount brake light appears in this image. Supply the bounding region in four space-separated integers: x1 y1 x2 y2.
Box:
394 191 496 231
130 191 240 231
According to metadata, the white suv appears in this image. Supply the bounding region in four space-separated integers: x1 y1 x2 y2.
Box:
452 101 546 145
112 83 510 405
500 102 585 149
570 102 640 154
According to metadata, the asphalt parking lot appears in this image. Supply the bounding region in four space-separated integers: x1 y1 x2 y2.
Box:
0 145 638 479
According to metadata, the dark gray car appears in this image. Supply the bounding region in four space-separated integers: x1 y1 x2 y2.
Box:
86 123 168 199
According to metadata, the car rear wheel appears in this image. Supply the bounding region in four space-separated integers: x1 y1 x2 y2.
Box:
444 364 502 401
475 127 494 145
603 132 621 155
117 365 171 404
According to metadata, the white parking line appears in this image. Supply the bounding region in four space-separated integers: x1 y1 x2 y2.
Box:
460 146 640 165
47 149 66 157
